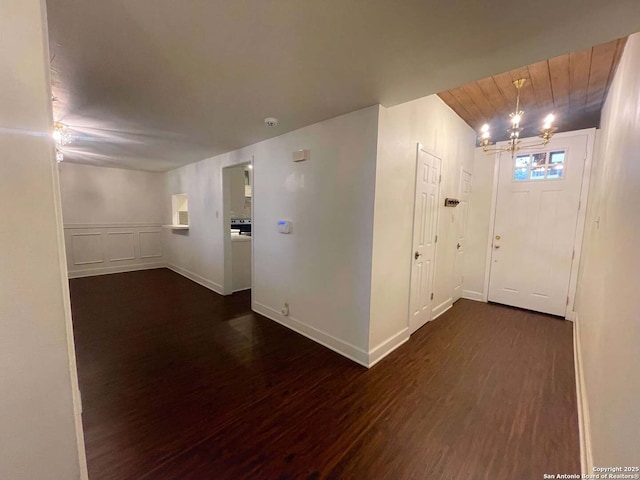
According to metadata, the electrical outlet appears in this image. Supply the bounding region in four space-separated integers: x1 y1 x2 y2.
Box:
282 302 290 316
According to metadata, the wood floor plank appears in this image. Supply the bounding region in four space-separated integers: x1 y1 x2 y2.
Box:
70 269 579 479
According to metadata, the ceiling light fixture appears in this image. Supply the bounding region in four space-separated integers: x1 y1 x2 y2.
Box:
52 122 71 162
264 117 279 127
478 79 557 157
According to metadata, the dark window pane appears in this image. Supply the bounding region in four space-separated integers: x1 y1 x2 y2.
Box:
531 153 547 166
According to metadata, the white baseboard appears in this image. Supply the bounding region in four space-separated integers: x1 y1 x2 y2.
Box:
166 264 224 295
232 287 251 293
462 290 484 302
252 301 369 367
368 328 410 367
68 262 165 279
432 297 453 320
573 313 593 474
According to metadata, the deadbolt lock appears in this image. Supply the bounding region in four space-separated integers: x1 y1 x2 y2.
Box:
495 235 501 240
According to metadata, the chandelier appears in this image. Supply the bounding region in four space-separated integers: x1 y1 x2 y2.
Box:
478 78 556 157
52 122 71 162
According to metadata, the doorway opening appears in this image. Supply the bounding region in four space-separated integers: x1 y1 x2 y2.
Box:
222 160 253 295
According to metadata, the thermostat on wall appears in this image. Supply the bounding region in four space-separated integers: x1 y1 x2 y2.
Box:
277 220 292 234
444 198 460 207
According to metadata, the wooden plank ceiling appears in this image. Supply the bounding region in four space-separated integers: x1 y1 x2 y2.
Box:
438 37 627 141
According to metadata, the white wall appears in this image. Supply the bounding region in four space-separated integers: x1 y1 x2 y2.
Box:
59 162 166 277
60 162 164 224
165 106 379 364
462 148 496 300
166 98 476 366
369 95 476 360
575 33 640 469
0 1 86 478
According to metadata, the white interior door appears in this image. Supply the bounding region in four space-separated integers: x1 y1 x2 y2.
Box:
409 145 441 333
452 169 472 302
488 134 588 316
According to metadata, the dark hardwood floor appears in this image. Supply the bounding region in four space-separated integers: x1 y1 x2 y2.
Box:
70 268 580 479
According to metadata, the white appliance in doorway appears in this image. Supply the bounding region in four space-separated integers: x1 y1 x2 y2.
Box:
488 132 592 316
409 145 442 333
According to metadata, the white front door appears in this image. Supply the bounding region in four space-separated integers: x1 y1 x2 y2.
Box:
409 145 441 333
488 134 588 316
452 169 472 302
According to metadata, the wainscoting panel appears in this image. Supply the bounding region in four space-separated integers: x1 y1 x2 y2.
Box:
139 231 163 259
107 232 135 262
65 223 165 278
71 233 103 265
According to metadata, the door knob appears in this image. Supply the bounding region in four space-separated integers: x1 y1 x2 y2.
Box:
415 251 422 260
456 243 461 250
494 245 500 249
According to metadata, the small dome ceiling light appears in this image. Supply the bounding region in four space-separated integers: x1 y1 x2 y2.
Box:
264 117 279 127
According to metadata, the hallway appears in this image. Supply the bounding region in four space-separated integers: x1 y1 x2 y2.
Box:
71 268 579 479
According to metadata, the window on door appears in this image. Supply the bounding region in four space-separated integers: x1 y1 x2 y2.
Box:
514 150 565 181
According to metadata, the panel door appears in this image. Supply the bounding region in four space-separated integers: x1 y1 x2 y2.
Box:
488 134 587 316
452 169 472 302
409 146 442 333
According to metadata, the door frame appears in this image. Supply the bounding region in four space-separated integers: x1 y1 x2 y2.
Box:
481 128 596 319
221 156 254 296
408 143 442 333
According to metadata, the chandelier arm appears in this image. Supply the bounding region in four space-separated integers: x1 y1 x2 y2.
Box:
515 141 552 150
481 146 515 155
